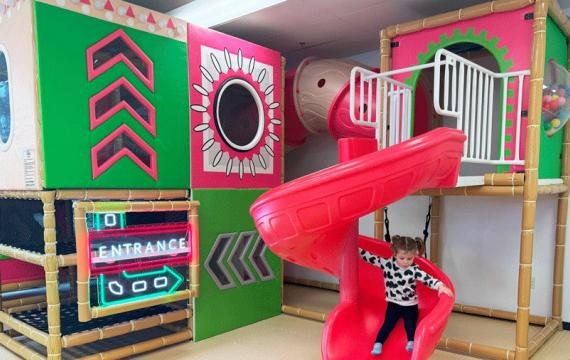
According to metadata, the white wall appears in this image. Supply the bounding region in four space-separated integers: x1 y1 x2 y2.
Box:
284 49 570 322
284 133 339 284
442 196 557 315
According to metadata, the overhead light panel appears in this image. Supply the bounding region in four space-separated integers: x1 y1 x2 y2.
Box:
168 0 286 28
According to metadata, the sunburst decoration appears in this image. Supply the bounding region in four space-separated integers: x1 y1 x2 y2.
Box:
191 47 281 180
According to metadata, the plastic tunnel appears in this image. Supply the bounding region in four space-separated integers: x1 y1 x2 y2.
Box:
284 57 376 146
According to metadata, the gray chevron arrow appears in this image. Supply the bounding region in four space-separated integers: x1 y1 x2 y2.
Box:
205 233 236 290
228 231 256 285
248 234 274 281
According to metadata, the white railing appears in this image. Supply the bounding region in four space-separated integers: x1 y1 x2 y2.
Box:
349 48 530 166
349 67 414 148
433 49 529 165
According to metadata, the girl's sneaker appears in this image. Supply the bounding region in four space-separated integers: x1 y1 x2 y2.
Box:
371 342 382 355
406 341 414 352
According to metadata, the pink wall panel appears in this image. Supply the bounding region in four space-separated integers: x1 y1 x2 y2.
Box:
188 24 282 189
391 6 533 166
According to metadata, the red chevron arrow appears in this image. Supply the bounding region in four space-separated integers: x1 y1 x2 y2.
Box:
89 77 156 136
91 125 157 180
86 29 154 91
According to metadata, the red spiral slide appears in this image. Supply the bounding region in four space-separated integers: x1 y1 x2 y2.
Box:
250 128 466 359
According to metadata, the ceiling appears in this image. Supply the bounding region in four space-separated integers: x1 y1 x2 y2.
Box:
125 0 192 13
214 0 488 65
128 0 570 66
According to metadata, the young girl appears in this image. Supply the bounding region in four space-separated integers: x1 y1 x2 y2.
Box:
359 235 453 355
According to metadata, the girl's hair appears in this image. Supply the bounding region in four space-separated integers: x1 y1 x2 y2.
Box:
391 235 425 255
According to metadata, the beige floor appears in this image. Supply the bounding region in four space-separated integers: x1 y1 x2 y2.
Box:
0 313 567 359
0 284 567 359
136 313 568 360
136 314 474 360
284 284 545 349
282 284 570 359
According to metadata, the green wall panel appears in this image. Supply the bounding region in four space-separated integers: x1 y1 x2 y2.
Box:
34 2 189 188
193 189 281 341
539 16 566 179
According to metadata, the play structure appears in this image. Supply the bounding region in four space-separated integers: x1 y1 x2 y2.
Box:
0 0 283 358
273 1 570 360
251 128 465 359
1 0 570 359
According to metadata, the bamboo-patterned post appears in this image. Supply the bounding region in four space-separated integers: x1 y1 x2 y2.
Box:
430 196 441 266
41 191 61 360
188 204 199 329
374 29 392 240
516 1 548 359
551 45 570 323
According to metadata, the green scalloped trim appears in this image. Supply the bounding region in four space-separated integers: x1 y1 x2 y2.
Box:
403 27 515 173
409 27 513 88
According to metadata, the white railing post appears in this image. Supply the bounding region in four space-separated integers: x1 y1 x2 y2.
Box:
349 66 414 149
515 75 524 162
500 77 508 161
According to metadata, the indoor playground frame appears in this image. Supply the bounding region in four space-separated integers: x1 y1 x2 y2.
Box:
282 1 570 360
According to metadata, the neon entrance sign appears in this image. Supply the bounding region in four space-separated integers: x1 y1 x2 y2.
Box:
74 201 199 321
93 212 126 230
88 222 192 274
98 266 184 307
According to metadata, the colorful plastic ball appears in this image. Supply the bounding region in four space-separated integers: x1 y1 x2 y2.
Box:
552 118 561 128
545 122 553 130
543 102 552 111
549 100 560 111
552 95 559 101
558 88 566 97
558 97 566 106
543 95 552 103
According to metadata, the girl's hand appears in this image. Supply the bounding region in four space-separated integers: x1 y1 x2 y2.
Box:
438 285 453 297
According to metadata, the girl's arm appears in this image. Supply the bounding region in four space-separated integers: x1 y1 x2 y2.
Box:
416 269 453 296
358 248 388 269
415 269 443 290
